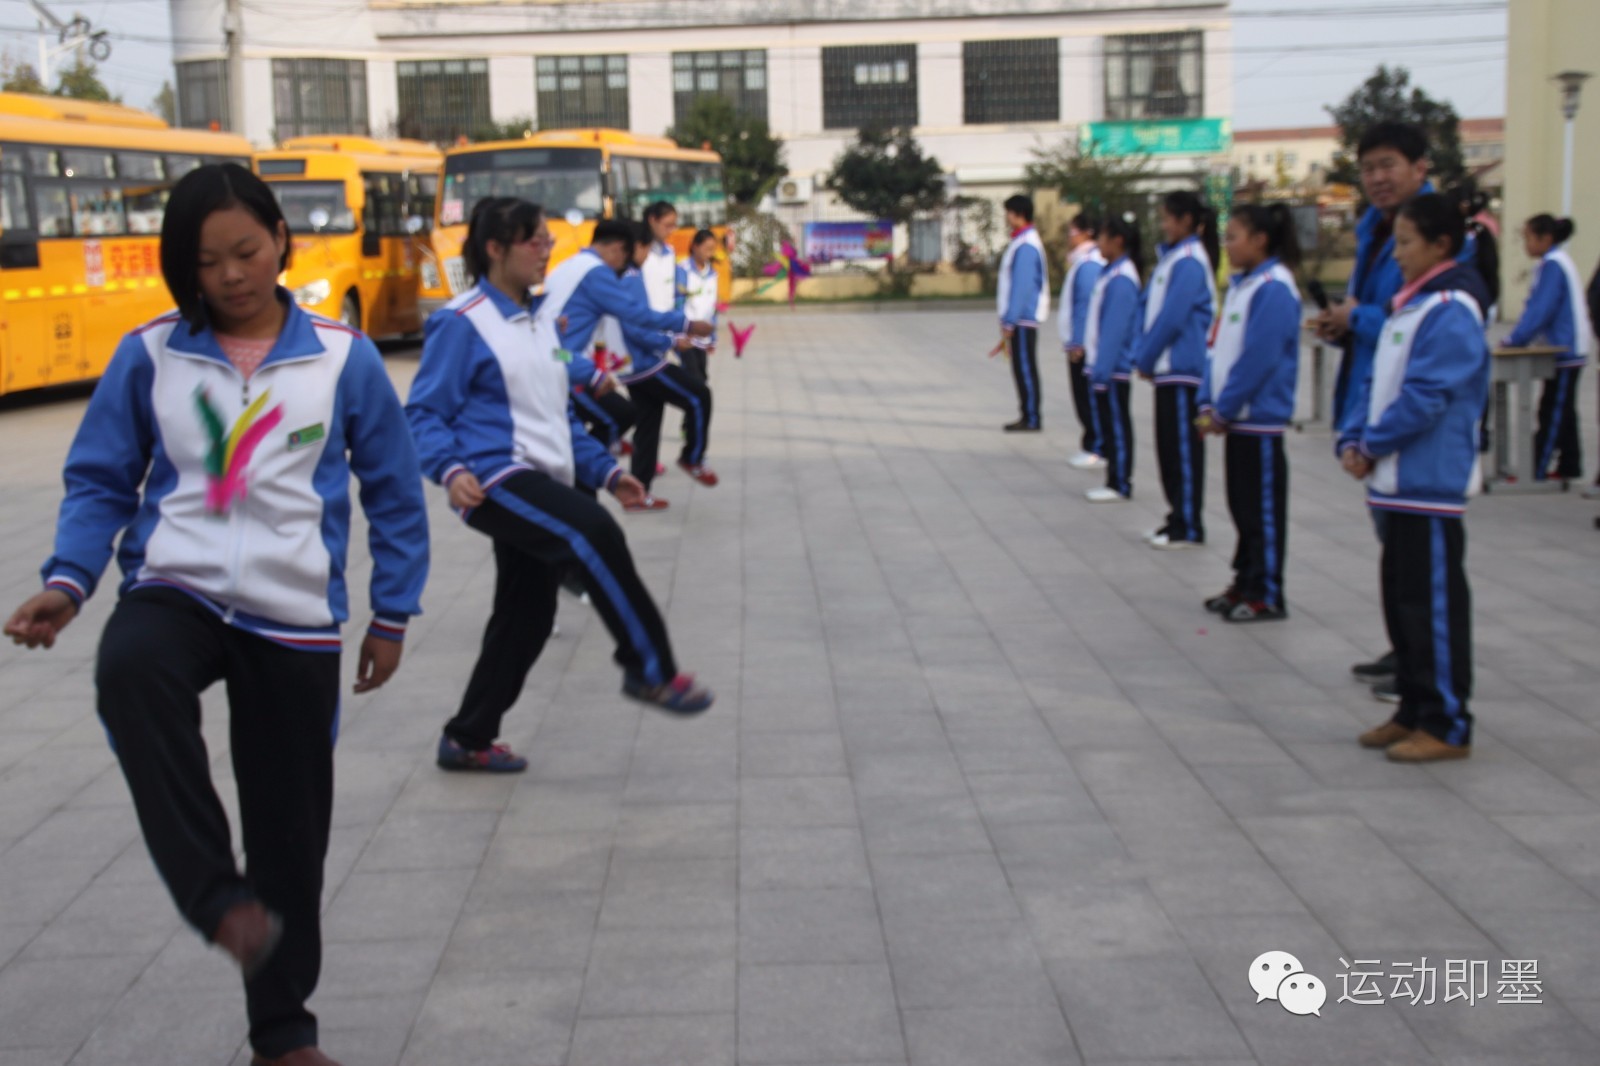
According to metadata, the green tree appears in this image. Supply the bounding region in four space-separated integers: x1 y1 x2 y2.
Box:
1326 64 1464 189
54 58 117 102
824 126 947 225
1023 135 1155 219
468 116 537 143
667 94 786 205
152 80 176 124
1 53 48 95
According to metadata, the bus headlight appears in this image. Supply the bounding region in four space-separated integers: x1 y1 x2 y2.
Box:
421 259 441 291
292 279 332 307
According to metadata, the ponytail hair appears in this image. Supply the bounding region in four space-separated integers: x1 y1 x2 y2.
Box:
1103 211 1145 278
1162 189 1220 269
1231 202 1302 269
1398 193 1466 257
463 196 544 283
1527 213 1576 245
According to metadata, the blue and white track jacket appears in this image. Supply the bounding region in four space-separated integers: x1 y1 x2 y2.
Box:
406 281 623 499
1199 258 1302 433
41 296 429 650
1505 245 1596 368
1084 257 1142 389
1135 235 1217 385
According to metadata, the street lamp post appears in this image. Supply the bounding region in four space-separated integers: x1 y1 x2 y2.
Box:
1554 70 1591 217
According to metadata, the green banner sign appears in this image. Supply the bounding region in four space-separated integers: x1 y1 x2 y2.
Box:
1079 118 1233 157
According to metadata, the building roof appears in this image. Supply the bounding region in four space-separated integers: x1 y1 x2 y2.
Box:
1234 118 1504 144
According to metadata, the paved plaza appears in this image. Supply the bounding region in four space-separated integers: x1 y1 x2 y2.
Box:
2 306 1600 1065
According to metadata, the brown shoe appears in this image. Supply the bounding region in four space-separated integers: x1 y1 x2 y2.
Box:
1358 721 1414 749
251 1049 342 1066
212 900 282 980
1386 732 1471 763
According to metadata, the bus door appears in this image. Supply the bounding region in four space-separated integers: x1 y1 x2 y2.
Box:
0 143 88 391
361 172 407 335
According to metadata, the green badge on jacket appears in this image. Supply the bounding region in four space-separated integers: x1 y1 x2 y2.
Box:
554 348 573 364
287 423 326 451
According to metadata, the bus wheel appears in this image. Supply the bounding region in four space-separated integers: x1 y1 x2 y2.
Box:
340 293 361 331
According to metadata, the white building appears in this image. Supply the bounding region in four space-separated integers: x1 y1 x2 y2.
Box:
170 0 1232 208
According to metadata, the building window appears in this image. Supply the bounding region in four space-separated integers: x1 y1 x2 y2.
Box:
536 55 629 130
272 58 369 138
672 50 767 125
397 59 490 144
822 44 917 131
176 59 228 131
1103 32 1203 121
963 39 1059 125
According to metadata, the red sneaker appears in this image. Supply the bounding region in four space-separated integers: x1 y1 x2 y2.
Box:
655 462 667 476
678 461 719 486
624 495 670 514
618 440 634 456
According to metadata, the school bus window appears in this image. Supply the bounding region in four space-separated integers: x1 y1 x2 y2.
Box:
62 149 116 181
270 180 356 233
117 151 165 183
363 173 404 236
71 185 127 236
1 171 32 232
406 172 436 231
166 154 202 179
442 147 603 223
30 149 60 178
35 183 72 236
125 184 166 234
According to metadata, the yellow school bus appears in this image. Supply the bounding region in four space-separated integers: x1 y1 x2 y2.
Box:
421 128 730 315
0 92 252 396
255 136 442 337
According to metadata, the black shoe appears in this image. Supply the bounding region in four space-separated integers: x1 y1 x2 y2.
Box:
1203 588 1242 614
1004 420 1041 433
1371 680 1401 704
1351 650 1397 682
1223 600 1287 623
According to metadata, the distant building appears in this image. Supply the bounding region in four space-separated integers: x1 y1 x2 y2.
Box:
168 0 1234 214
1231 117 1505 194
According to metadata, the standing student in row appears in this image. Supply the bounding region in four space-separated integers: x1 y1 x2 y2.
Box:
641 200 681 314
676 228 721 386
1058 213 1106 470
407 198 715 776
1198 204 1303 623
615 222 718 500
1135 191 1218 548
1339 194 1490 762
996 194 1049 432
1504 214 1594 484
1084 213 1144 502
5 165 430 1066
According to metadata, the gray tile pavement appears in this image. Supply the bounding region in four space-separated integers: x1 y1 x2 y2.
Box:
2 307 1599 1063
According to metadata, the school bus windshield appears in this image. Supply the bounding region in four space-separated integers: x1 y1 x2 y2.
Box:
267 180 357 234
440 147 603 226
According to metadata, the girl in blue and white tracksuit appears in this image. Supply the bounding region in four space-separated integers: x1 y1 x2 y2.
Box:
1058 214 1106 465
675 228 721 385
1505 214 1595 482
997 195 1049 430
407 203 714 762
1199 205 1303 622
3 165 429 1063
1337 195 1490 760
1135 191 1218 545
1084 214 1144 501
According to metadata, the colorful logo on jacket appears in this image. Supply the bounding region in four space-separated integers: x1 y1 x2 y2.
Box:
194 386 285 516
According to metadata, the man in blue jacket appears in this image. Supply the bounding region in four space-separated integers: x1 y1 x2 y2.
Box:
1314 122 1432 689
996 194 1050 432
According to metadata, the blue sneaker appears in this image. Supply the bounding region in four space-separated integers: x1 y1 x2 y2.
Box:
622 673 714 716
436 735 528 773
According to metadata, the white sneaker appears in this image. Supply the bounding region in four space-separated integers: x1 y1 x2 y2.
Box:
1085 487 1128 503
1583 483 1600 500
1142 527 1165 544
1068 452 1106 470
1149 533 1202 550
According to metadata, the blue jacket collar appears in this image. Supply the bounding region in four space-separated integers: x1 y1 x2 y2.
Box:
168 289 327 366
474 279 533 320
1411 262 1491 312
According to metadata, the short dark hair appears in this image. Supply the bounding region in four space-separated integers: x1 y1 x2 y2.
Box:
1069 213 1099 238
1102 211 1145 277
1231 202 1303 269
1003 194 1034 222
644 200 678 223
591 219 635 247
1527 213 1576 244
161 162 291 332
691 228 716 249
1161 189 1220 269
461 197 544 283
1357 122 1428 163
1398 193 1466 256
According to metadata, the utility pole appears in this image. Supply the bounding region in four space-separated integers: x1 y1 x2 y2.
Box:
224 0 245 134
26 0 110 89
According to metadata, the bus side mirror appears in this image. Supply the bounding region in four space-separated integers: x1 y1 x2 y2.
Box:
405 215 424 235
309 208 331 232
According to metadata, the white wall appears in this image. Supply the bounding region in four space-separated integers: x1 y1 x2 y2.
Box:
629 52 675 135
488 55 535 127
